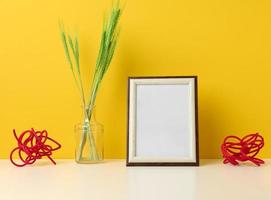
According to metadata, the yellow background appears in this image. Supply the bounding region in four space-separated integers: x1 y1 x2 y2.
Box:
0 0 271 159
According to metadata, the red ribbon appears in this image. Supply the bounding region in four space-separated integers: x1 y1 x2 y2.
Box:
221 133 264 166
10 128 61 167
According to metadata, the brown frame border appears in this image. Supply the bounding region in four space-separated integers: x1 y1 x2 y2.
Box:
126 76 199 167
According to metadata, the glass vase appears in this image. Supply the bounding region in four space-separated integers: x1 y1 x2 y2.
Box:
75 106 104 163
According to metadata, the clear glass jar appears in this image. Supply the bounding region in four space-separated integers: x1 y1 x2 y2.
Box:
75 106 104 163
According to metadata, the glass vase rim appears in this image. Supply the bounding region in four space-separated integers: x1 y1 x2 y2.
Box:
74 122 103 129
81 105 96 110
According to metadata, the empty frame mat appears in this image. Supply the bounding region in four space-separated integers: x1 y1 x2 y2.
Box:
127 77 198 166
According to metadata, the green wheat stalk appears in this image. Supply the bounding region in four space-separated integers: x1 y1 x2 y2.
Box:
87 5 121 118
60 3 121 161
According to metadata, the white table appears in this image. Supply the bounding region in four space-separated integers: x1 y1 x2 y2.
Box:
0 159 270 200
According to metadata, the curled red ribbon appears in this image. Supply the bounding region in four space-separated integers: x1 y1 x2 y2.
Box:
10 128 61 167
221 133 264 166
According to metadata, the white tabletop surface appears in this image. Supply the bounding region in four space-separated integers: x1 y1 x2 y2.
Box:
0 159 270 200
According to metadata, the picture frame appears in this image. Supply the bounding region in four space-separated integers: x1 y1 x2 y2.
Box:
127 76 199 166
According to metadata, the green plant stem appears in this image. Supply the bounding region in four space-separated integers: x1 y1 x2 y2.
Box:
76 109 99 162
76 109 88 161
86 110 99 160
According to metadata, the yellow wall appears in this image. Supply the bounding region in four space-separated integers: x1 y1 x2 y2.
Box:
0 0 271 159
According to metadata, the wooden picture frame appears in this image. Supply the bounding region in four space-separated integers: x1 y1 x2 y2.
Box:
127 76 199 166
